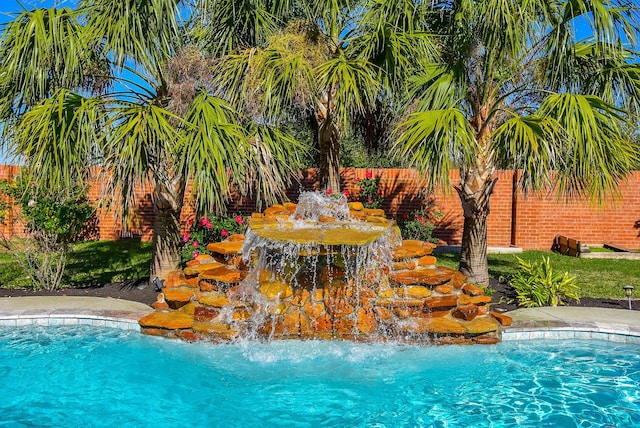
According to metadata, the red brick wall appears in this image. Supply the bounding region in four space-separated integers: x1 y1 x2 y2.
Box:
2 165 639 250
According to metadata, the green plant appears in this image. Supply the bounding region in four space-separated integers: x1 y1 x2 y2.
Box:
480 285 496 296
181 214 247 264
356 171 384 209
510 256 579 307
396 208 439 243
0 177 95 290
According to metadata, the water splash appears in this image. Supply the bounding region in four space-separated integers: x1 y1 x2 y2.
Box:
292 191 351 222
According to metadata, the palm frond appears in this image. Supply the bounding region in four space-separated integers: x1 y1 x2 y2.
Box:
491 114 564 191
9 89 104 191
212 50 254 107
315 54 380 125
0 7 105 112
538 93 640 201
241 123 307 210
393 108 478 189
176 91 248 214
254 36 318 120
103 100 182 213
80 0 180 74
408 64 460 111
191 0 280 56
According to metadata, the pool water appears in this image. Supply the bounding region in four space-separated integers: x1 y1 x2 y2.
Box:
1 326 639 427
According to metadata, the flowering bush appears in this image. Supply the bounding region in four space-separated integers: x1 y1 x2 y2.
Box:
396 208 439 243
356 171 384 209
181 213 246 264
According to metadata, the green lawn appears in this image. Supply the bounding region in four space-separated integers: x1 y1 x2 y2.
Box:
0 240 152 289
0 241 637 300
436 250 640 299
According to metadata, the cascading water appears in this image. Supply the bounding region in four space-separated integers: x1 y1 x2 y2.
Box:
140 192 512 344
237 191 401 340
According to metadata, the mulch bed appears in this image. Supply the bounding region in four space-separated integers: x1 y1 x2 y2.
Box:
489 278 640 312
0 280 158 306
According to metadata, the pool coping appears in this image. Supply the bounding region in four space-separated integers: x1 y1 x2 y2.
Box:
0 296 152 331
504 306 640 344
2 297 640 344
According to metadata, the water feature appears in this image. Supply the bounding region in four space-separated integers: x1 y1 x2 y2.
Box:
140 192 511 343
2 325 640 426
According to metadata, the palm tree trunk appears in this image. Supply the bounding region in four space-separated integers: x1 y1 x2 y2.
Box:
317 116 341 192
150 177 185 281
454 173 498 286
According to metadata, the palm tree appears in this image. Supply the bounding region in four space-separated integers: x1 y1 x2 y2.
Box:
395 0 640 285
207 0 435 191
0 1 304 280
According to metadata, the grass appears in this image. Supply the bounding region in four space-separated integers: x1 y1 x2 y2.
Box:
0 240 152 289
436 250 640 299
0 241 637 300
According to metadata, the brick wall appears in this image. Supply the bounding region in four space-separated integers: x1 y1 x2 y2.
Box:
1 165 638 250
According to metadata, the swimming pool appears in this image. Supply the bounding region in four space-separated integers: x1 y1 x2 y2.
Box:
1 325 639 427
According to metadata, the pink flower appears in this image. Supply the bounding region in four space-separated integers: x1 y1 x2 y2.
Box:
326 188 333 195
368 199 374 205
235 215 243 225
204 221 213 230
182 232 190 243
192 251 199 259
365 171 372 179
198 217 209 227
343 189 349 197
221 229 230 238
192 241 199 247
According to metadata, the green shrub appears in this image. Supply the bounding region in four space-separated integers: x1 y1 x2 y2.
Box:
510 256 579 307
356 172 384 209
0 177 95 290
396 208 439 243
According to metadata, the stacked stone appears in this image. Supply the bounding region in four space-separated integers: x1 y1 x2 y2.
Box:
382 240 512 344
139 202 512 344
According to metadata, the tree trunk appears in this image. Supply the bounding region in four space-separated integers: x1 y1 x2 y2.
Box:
150 177 185 281
454 173 498 286
317 116 341 192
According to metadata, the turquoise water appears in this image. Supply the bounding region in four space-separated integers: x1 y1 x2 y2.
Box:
1 326 639 427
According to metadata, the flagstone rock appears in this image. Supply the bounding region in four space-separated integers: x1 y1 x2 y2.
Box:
163 288 200 308
395 286 432 299
491 311 513 326
206 241 244 255
260 281 294 301
192 321 238 340
400 317 466 335
462 317 500 335
434 285 453 294
418 255 437 266
462 284 484 297
140 197 509 345
199 265 243 283
139 312 193 330
193 305 220 322
452 304 480 321
389 267 454 287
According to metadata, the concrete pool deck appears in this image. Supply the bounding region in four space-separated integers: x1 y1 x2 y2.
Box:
1 296 640 343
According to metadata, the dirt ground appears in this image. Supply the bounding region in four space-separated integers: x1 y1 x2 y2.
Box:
1 277 637 312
